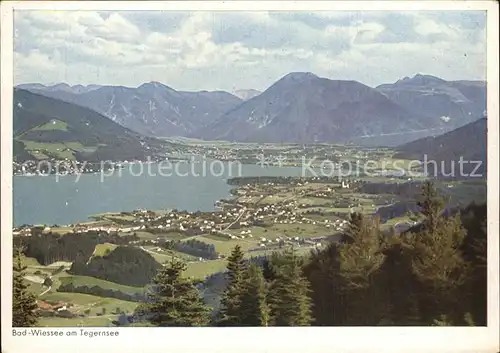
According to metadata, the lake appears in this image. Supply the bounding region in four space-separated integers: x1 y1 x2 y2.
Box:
13 161 310 227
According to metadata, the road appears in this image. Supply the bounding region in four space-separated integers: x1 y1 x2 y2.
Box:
221 208 247 232
39 284 52 297
393 221 415 234
25 274 52 297
140 246 197 264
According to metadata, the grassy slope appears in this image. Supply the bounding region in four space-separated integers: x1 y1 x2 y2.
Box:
92 243 118 257
58 275 145 294
13 88 169 162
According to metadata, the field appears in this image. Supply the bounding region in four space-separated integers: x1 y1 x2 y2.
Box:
295 206 351 214
16 138 99 161
184 260 227 280
225 223 334 240
140 246 199 263
36 292 139 327
26 281 45 295
21 255 41 267
94 213 137 222
194 235 256 255
438 180 487 205
372 157 420 171
92 243 118 257
32 120 68 131
17 141 80 160
58 275 145 294
37 316 115 327
133 231 187 241
49 226 74 234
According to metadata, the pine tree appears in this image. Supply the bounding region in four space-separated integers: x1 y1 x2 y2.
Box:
377 237 421 325
417 181 445 234
12 247 39 327
303 243 345 325
408 181 467 324
217 245 247 326
337 213 385 325
239 263 269 326
138 258 211 326
341 212 364 244
267 249 313 326
262 258 276 282
460 202 487 325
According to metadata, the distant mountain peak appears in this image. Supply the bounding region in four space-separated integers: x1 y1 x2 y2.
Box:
396 73 446 85
281 72 319 81
138 81 175 92
233 89 262 101
52 83 71 88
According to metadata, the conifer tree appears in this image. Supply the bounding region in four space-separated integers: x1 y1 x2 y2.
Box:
460 202 487 325
217 245 246 326
12 247 39 327
267 248 313 326
337 213 385 325
239 263 269 326
409 181 467 324
341 212 364 244
377 237 421 325
138 258 211 326
303 243 344 325
417 181 445 233
262 258 276 282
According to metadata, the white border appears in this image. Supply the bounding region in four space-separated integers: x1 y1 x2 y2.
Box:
1 2 499 353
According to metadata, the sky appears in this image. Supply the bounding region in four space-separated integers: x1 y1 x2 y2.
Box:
14 10 486 92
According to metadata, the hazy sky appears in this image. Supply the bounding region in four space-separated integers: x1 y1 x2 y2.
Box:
14 10 486 92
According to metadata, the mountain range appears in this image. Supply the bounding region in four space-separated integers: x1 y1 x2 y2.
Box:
377 74 486 130
203 72 448 144
15 72 486 146
18 82 243 138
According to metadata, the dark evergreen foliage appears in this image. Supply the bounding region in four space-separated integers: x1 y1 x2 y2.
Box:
302 182 487 326
267 249 313 326
217 245 246 326
70 246 161 286
239 263 269 326
12 247 39 327
135 259 211 326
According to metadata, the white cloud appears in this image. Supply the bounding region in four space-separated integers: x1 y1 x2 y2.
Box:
85 13 142 43
13 10 486 91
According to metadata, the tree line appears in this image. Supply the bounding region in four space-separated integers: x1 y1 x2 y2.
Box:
14 231 138 266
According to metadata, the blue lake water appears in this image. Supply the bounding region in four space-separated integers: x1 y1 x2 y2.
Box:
13 162 309 227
